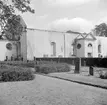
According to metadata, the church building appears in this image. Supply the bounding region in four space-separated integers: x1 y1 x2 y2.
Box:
0 16 107 61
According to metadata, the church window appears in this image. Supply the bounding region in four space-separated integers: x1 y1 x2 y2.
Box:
77 43 81 49
98 44 101 53
88 43 92 47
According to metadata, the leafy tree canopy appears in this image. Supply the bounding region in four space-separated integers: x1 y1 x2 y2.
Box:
94 23 107 37
0 0 34 41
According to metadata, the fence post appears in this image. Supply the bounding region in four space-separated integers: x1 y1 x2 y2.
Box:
74 57 81 73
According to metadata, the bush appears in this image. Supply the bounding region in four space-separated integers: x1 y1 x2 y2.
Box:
0 61 36 68
0 66 35 82
37 61 57 65
35 63 71 74
0 60 57 68
99 71 107 79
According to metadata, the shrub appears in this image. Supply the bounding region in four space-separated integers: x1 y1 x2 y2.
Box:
0 66 35 82
0 61 34 67
99 71 107 79
37 61 57 65
35 63 71 74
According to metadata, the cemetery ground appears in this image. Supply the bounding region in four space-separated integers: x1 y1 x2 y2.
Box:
0 63 107 105
0 74 107 105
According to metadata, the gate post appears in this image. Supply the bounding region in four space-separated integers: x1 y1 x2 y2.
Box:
89 66 94 76
74 57 81 73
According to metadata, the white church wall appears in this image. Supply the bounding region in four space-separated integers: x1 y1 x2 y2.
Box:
0 41 8 61
20 31 27 61
96 36 107 57
0 41 17 61
84 40 96 57
49 32 65 57
27 29 51 59
26 29 79 58
65 33 78 57
76 40 85 57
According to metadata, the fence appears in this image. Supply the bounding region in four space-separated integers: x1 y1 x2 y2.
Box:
35 57 107 68
3 56 107 68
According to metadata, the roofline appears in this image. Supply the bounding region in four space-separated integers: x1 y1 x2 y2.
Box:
27 28 82 34
84 33 96 40
76 38 96 41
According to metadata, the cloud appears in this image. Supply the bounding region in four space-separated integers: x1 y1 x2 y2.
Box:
96 16 107 25
49 17 94 33
36 14 48 19
43 0 95 7
98 0 107 9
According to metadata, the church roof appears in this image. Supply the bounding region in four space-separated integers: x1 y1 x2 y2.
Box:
75 33 96 41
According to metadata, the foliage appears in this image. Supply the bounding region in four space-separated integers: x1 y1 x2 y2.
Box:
99 71 107 79
0 61 36 68
0 61 58 68
0 65 35 82
0 0 34 41
94 23 107 37
35 63 71 74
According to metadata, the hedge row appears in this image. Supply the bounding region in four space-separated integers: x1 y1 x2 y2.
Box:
0 61 58 68
0 61 36 68
35 63 71 74
0 65 35 82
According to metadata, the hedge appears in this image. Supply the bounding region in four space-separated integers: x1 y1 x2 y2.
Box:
35 63 71 74
0 65 35 82
99 71 107 79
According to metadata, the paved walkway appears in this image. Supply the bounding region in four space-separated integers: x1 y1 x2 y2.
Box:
47 70 107 89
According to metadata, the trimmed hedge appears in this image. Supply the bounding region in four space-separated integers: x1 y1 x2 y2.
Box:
0 61 35 68
0 65 35 82
0 61 58 68
35 63 71 74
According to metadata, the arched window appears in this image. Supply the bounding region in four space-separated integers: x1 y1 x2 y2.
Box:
88 43 92 47
98 44 101 53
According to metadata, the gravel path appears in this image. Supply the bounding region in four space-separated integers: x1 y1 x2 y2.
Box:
0 74 107 105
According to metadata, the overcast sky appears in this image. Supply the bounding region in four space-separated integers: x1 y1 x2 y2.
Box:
20 0 107 33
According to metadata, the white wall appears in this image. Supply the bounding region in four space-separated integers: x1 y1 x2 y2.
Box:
0 41 17 61
27 29 51 59
84 40 95 57
0 41 8 61
95 36 107 57
49 32 64 57
20 31 27 61
65 33 78 57
76 40 85 57
26 29 79 59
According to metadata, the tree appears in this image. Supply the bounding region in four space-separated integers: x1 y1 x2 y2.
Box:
94 23 107 37
0 0 34 41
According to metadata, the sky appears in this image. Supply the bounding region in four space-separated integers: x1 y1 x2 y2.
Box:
20 0 107 33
